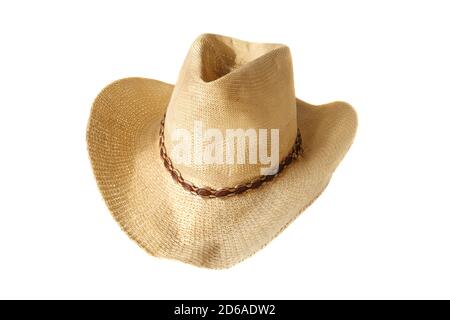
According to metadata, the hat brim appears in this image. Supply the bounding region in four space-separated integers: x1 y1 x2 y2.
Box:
87 77 357 269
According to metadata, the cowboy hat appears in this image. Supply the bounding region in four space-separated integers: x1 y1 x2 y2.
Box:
87 34 357 269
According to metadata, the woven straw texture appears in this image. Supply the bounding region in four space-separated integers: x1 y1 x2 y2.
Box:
87 34 357 269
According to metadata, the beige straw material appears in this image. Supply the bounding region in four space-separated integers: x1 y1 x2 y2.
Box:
87 34 357 269
165 35 297 188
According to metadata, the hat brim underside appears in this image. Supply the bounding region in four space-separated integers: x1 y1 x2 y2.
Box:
87 77 357 269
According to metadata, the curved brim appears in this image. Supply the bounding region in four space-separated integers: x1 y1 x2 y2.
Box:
87 77 357 269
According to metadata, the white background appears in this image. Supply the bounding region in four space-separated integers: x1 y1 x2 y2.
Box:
1 0 449 299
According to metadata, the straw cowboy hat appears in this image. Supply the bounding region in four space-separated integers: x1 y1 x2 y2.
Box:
87 34 357 269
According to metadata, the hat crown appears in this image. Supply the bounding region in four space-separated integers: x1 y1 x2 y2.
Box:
164 34 298 188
